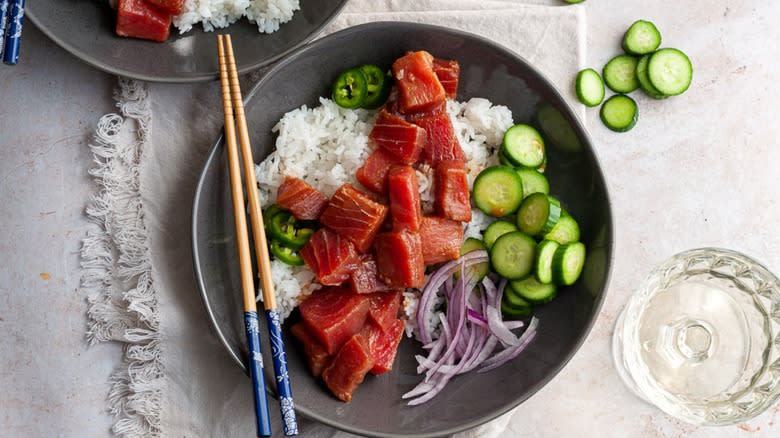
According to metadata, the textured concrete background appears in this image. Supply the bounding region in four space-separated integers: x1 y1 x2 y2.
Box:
2 1 780 436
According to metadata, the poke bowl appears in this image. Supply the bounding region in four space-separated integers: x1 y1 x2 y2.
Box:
192 21 613 437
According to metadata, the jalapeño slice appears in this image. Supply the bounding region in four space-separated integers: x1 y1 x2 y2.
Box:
358 64 391 109
332 68 368 109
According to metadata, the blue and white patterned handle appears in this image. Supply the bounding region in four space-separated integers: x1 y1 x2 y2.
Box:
2 0 24 65
0 0 10 57
265 309 298 435
245 311 272 437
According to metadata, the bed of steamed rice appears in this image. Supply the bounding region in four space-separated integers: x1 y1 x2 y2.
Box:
255 97 513 334
173 0 300 34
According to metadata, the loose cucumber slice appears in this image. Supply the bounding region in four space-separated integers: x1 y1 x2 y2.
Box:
636 54 667 99
501 293 532 319
501 124 546 168
490 231 536 280
483 220 518 250
534 239 560 284
552 242 587 286
602 54 640 94
575 68 605 107
473 165 524 217
600 95 638 132
455 238 490 281
622 20 662 55
647 48 693 96
516 168 550 198
544 215 580 244
509 276 558 304
516 193 561 236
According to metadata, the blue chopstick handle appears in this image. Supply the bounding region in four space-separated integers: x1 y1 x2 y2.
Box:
0 0 10 57
265 309 298 435
245 311 273 437
2 0 24 65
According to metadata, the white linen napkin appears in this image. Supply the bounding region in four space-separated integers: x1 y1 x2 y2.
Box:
82 1 585 437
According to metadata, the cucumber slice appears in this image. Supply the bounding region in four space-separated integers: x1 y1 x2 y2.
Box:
501 293 532 319
600 95 638 132
622 20 662 55
647 48 693 96
575 68 605 107
636 54 667 99
564 0 585 3
543 215 580 244
516 193 561 236
602 54 640 93
473 165 524 217
509 276 558 304
501 124 546 168
483 220 518 250
516 168 550 198
537 154 548 173
534 239 560 284
552 242 587 286
455 238 490 281
489 231 536 280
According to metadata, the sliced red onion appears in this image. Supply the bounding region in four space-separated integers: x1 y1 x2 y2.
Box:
467 309 487 326
478 316 539 373
484 277 520 346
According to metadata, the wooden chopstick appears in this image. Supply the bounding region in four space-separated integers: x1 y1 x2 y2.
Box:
217 34 273 438
220 34 299 436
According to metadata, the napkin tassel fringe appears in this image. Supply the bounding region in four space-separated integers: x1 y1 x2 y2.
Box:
81 78 162 438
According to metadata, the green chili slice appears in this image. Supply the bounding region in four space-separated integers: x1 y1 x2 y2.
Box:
270 240 304 266
358 64 391 109
332 68 368 109
268 211 313 250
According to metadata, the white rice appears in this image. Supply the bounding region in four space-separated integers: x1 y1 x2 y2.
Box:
256 97 513 323
173 0 300 34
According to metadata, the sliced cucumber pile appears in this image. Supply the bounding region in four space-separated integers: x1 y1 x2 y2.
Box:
574 19 692 132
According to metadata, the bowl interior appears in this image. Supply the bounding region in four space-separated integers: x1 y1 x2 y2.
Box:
26 0 346 82
192 22 613 437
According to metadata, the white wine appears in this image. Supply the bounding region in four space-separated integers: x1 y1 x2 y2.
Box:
613 248 780 425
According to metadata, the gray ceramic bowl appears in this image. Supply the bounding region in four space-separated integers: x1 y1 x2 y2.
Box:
192 22 613 437
26 0 346 82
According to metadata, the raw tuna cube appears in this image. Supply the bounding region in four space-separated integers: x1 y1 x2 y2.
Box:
363 319 405 375
419 216 464 265
414 113 465 166
374 231 425 288
298 287 370 355
116 0 172 43
145 0 184 14
320 184 388 253
434 160 472 222
322 334 375 402
369 110 426 164
392 51 446 114
349 254 392 295
367 290 402 333
433 58 460 99
299 228 360 286
276 176 329 220
356 147 403 194
290 322 332 378
387 165 422 232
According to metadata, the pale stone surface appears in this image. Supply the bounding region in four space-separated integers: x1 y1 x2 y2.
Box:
2 1 780 437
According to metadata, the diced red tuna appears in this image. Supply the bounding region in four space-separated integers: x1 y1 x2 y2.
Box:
320 184 389 253
299 228 360 286
349 254 392 295
369 110 426 164
392 51 446 114
414 113 465 166
367 290 402 333
321 334 375 402
434 160 472 222
299 286 370 355
356 147 403 194
276 176 329 220
374 231 425 288
419 216 464 265
387 165 422 232
116 0 172 43
290 323 332 378
363 319 405 375
145 0 184 14
433 58 460 99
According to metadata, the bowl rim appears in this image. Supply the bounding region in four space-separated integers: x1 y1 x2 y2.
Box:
25 1 348 83
191 20 615 437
